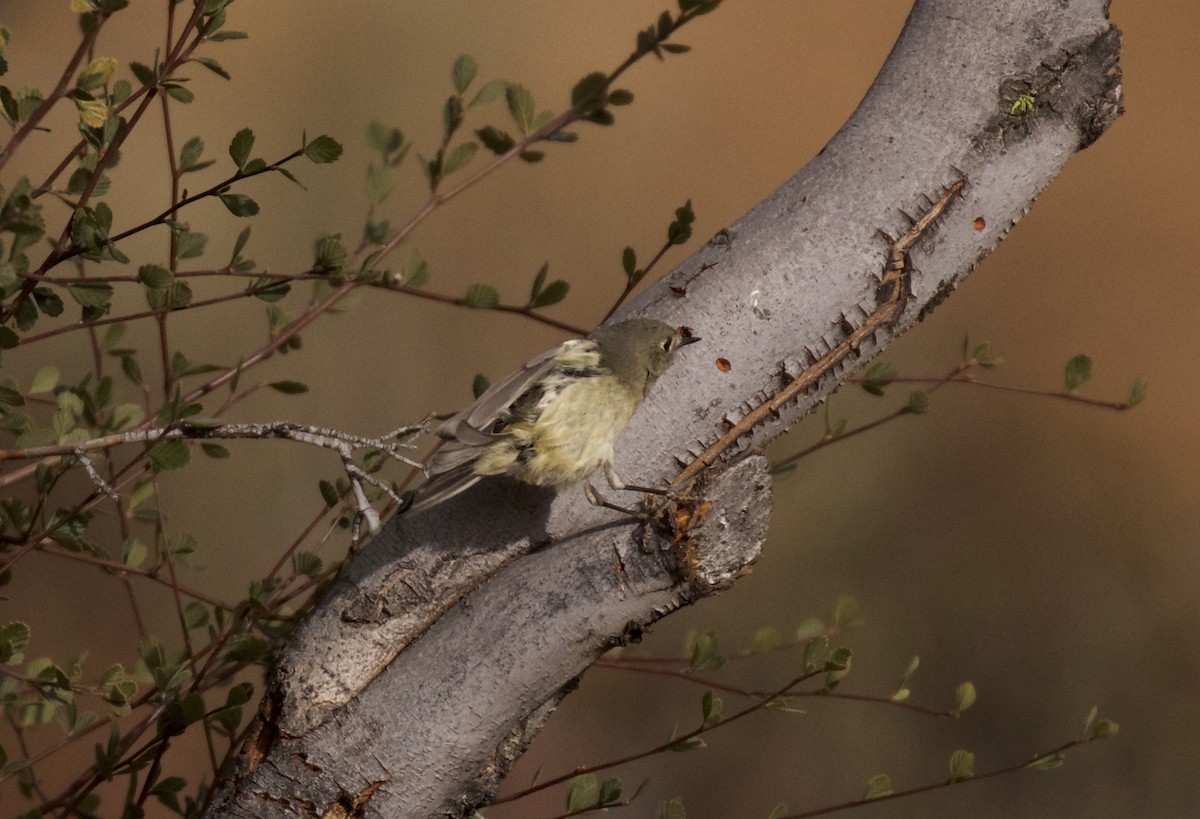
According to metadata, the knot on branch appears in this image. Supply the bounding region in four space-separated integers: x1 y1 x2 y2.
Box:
646 454 772 594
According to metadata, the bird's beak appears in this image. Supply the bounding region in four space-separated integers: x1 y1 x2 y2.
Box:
677 326 701 346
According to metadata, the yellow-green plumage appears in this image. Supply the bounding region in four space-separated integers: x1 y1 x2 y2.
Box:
406 318 698 514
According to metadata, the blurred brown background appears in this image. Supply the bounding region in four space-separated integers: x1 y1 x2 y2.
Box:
2 1 1197 817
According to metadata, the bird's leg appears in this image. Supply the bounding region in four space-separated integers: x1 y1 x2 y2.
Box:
584 480 642 517
606 462 685 500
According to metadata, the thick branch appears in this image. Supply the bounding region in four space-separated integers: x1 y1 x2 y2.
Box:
205 1 1122 817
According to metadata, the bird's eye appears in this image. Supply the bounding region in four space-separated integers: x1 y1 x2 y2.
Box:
661 339 673 352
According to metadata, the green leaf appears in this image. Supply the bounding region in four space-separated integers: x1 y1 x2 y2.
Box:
146 281 194 310
179 135 205 170
833 594 862 628
948 749 975 782
442 141 477 175
148 439 190 472
76 56 117 91
954 681 977 712
472 373 490 399
122 537 147 567
138 263 173 289
1092 718 1119 739
366 121 404 153
1064 354 1092 391
863 773 893 800
313 233 347 273
824 646 852 688
970 340 1002 368
506 83 535 133
293 551 323 578
231 225 252 261
365 163 395 204
700 689 722 726
1127 377 1147 408
30 366 60 395
403 249 429 288
165 83 194 103
109 401 142 427
219 193 259 217
905 390 929 414
452 54 478 94
268 380 308 395
463 284 499 309
529 262 549 303
571 72 608 109
318 479 339 506
175 227 207 259
1027 753 1065 772
130 61 157 86
860 362 897 396
229 127 254 170
657 797 686 819
622 246 637 278
476 125 516 155
687 631 724 672
667 199 695 244
195 56 230 79
666 736 705 752
120 354 142 385
68 282 113 308
0 621 31 665
111 78 132 104
304 135 343 164
201 443 229 459
565 774 598 813
469 78 509 108
531 279 568 308
175 134 208 172
442 95 464 137
598 777 622 806
750 626 782 654
226 681 254 708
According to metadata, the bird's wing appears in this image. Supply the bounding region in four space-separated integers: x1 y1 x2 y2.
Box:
436 339 591 442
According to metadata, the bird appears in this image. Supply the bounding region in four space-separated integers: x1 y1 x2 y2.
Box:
404 318 700 515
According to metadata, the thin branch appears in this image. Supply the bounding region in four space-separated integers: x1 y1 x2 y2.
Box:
16 282 298 345
38 543 233 609
0 19 104 174
778 736 1107 819
492 667 821 807
591 660 961 720
31 1 207 200
371 6 707 267
772 364 968 470
601 233 676 324
183 280 356 402
21 268 323 285
377 281 589 335
850 373 1139 411
0 420 423 467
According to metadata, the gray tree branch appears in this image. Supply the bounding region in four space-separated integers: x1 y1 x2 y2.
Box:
205 1 1123 816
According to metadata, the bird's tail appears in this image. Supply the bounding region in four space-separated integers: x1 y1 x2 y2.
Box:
403 448 484 515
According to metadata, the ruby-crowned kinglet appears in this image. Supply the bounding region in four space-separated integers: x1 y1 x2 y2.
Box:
405 318 700 514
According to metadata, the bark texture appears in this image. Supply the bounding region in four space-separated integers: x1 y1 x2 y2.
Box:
206 1 1123 816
